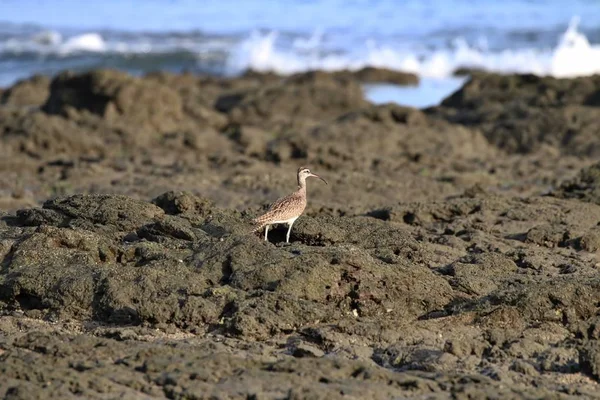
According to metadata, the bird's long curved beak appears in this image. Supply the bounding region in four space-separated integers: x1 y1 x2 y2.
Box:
309 173 328 185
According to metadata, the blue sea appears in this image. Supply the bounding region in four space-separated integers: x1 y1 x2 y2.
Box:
1 0 600 107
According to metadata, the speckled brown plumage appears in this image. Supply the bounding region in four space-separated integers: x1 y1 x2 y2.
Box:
253 167 327 243
253 186 307 230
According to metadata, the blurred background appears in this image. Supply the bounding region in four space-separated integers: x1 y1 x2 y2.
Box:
1 0 600 107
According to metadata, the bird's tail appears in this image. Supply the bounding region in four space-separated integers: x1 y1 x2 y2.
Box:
250 217 266 233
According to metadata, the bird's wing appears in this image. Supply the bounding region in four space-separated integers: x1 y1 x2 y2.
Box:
253 192 303 228
269 193 296 211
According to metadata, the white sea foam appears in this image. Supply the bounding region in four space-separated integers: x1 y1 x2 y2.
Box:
551 17 600 77
226 17 600 79
32 30 62 46
60 33 107 53
0 31 107 55
0 11 599 93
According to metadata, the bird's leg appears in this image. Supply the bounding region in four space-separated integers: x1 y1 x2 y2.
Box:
264 225 269 241
286 221 295 243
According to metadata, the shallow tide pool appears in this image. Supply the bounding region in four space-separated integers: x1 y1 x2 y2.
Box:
363 76 468 109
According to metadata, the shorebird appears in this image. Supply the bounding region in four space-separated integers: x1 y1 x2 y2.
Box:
253 167 327 243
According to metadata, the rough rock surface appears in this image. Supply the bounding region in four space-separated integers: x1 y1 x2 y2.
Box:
1 69 600 398
0 75 50 108
554 161 600 205
430 73 600 156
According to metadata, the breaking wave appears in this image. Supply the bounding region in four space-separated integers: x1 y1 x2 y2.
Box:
227 18 600 78
0 16 598 87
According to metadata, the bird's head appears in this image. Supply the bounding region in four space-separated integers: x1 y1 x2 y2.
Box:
297 167 327 186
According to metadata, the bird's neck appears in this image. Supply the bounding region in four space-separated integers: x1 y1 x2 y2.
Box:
297 177 307 189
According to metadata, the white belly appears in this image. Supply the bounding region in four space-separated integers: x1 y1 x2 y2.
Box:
269 216 298 226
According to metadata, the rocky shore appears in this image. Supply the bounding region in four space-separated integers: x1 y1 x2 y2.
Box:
1 68 600 399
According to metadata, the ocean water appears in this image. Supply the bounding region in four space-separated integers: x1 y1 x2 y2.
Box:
1 0 600 107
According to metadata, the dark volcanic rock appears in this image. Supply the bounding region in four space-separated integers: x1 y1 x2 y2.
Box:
2 186 600 398
44 70 184 134
1 326 563 400
441 73 600 109
525 223 570 247
580 227 600 252
18 194 164 232
297 103 493 173
554 161 600 204
0 75 50 107
216 70 369 124
446 253 517 296
152 191 214 217
348 67 419 85
431 73 600 155
0 108 105 159
1 193 454 340
580 341 600 381
2 68 600 398
242 67 419 86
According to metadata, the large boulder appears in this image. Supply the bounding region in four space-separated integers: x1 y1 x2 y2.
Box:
215 70 369 124
43 70 185 135
0 75 51 108
431 73 600 155
0 193 454 340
